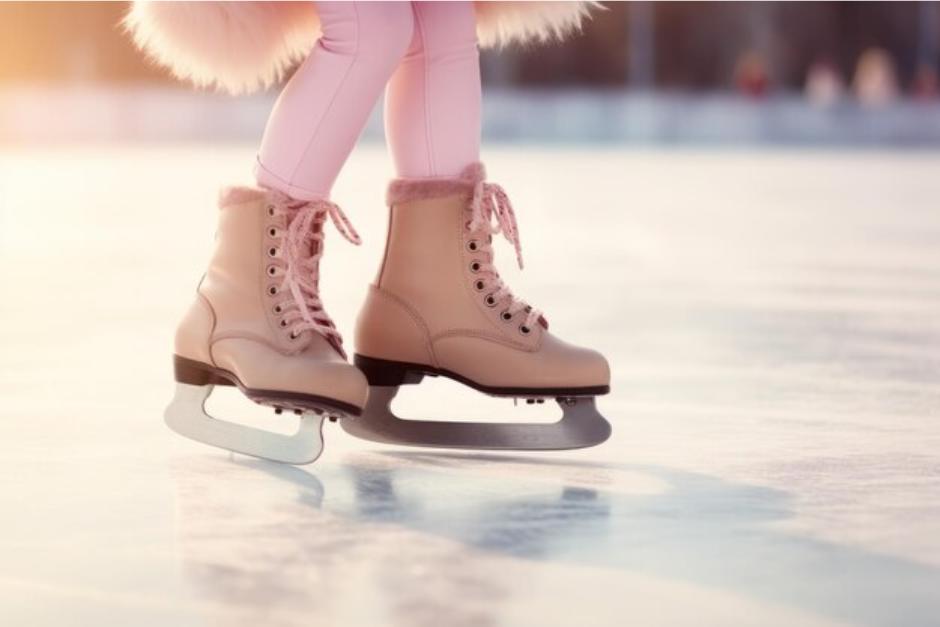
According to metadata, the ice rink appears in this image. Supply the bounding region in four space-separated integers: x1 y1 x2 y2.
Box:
1 144 938 627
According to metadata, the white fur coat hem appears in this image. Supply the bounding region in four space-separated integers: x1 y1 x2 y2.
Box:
123 1 600 95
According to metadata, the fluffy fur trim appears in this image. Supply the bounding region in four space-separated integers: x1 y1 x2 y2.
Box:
218 185 265 209
386 163 486 206
474 1 599 47
123 2 321 95
124 1 600 95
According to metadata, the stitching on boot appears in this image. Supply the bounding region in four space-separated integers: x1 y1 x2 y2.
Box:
195 290 220 367
369 285 438 367
431 328 536 352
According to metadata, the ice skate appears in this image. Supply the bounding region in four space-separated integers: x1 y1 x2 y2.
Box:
345 163 611 451
166 187 368 464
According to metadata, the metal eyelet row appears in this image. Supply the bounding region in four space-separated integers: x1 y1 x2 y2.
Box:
266 234 283 317
266 221 283 280
467 238 529 335
263 212 298 340
266 230 282 336
481 289 531 335
272 307 299 340
499 306 530 335
269 292 299 340
269 291 299 340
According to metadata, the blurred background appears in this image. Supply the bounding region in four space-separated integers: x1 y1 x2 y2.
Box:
2 1 940 144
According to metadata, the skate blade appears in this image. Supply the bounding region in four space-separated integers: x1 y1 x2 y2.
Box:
165 383 327 465
340 386 612 451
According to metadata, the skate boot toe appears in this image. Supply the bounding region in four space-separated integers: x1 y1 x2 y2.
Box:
531 334 610 393
303 360 369 410
569 346 610 390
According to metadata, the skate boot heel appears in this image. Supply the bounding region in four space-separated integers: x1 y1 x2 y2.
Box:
354 354 425 386
173 354 232 387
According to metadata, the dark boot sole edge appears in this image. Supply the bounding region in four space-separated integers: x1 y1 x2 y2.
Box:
172 354 363 417
354 353 610 398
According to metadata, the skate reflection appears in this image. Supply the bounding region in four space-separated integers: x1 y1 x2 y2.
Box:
347 456 610 559
170 452 611 627
170 452 940 627
388 452 940 627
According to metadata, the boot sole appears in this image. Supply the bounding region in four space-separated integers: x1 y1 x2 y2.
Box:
173 355 363 417
354 354 610 398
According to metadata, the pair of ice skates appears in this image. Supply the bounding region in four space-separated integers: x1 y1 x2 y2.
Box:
166 163 611 464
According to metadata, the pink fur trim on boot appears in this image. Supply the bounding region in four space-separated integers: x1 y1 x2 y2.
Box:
386 163 487 206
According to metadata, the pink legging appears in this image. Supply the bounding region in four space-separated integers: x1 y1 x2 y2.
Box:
255 1 481 200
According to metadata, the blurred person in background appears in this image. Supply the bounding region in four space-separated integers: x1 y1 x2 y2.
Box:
805 57 846 108
911 62 939 101
852 47 899 108
733 50 770 99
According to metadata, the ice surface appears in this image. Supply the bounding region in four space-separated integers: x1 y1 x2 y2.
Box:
0 145 938 627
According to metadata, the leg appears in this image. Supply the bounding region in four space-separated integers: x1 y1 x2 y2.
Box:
384 1 481 178
255 1 414 200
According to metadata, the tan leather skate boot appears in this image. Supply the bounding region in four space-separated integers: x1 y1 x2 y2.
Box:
165 186 368 464
344 163 611 451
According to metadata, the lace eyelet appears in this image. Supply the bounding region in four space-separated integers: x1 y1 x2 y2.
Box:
519 324 531 335
268 227 278 238
273 305 282 314
267 205 275 217
279 319 288 327
500 311 513 322
484 294 497 307
267 265 277 277
466 240 479 252
474 279 485 291
267 247 278 258
469 261 481 273
289 331 299 340
268 286 278 296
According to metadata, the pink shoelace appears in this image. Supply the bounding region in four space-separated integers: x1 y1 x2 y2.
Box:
468 181 544 331
269 193 361 353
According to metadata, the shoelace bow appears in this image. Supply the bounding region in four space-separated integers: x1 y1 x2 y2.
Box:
272 195 361 352
468 181 543 330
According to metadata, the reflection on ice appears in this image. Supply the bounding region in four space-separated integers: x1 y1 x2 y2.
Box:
170 452 940 627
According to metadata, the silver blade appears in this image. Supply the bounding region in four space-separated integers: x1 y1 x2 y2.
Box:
341 386 611 451
165 383 327 465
